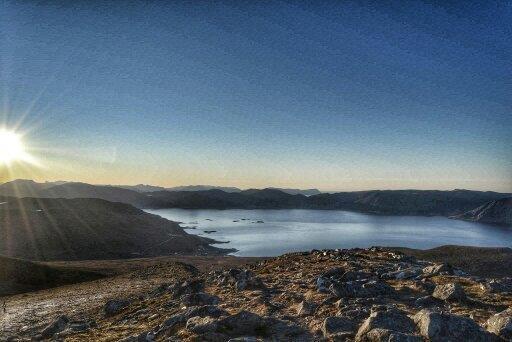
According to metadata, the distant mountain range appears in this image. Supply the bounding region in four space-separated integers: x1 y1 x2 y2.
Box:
452 197 512 225
116 183 320 196
1 179 510 224
0 196 231 261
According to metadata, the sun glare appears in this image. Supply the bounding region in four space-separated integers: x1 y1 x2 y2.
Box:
0 129 26 164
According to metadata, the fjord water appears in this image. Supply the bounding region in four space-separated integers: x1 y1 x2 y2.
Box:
146 209 512 257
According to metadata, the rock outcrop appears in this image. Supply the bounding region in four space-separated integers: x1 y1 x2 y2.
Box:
7 247 512 341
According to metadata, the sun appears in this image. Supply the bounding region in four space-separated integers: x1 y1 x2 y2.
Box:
0 129 26 164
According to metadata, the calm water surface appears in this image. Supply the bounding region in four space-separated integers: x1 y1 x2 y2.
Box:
145 209 512 257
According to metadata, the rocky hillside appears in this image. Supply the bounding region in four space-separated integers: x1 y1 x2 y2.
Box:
7 248 512 341
0 256 103 296
452 197 512 226
0 197 231 261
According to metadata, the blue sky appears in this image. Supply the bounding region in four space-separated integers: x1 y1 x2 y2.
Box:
1 1 511 191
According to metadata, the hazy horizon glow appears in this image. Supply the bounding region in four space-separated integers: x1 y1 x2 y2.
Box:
1 1 511 192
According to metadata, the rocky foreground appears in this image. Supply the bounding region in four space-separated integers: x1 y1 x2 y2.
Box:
4 248 512 341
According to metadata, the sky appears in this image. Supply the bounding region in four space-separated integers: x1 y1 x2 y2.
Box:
1 1 511 192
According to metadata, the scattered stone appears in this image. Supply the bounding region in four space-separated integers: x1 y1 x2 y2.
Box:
486 308 512 340
413 309 498 342
104 299 131 316
432 283 466 301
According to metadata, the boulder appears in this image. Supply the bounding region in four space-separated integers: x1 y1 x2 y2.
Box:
104 299 131 316
217 311 267 337
365 328 422 341
432 283 466 302
380 268 422 280
296 300 317 316
173 279 205 297
481 278 512 293
422 263 454 277
317 276 331 293
158 305 226 334
322 316 356 337
413 309 498 342
340 270 375 282
181 292 220 306
355 307 416 341
486 308 512 340
186 316 218 334
414 295 444 308
41 315 69 339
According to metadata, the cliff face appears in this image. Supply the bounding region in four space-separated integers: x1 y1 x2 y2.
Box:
453 197 512 226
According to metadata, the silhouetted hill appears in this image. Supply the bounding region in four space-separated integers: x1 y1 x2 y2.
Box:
116 184 166 193
307 189 510 216
0 197 230 261
0 180 151 207
0 255 103 295
147 188 509 216
452 197 512 225
0 179 66 197
39 182 150 207
1 180 509 218
166 185 242 193
267 187 321 196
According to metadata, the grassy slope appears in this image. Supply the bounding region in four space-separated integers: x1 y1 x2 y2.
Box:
0 255 103 296
393 245 512 278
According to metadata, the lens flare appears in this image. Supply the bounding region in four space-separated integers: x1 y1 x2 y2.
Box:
0 129 27 164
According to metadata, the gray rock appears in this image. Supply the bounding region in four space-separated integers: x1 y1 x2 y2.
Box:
413 309 498 342
341 270 375 281
217 311 267 336
414 295 444 308
41 315 69 338
104 299 131 316
322 316 356 337
181 292 220 306
365 328 422 342
432 283 466 301
158 305 226 335
481 278 512 293
355 307 416 341
381 268 422 280
296 300 317 316
227 337 261 342
317 276 331 293
186 316 218 334
486 308 512 340
422 263 454 277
